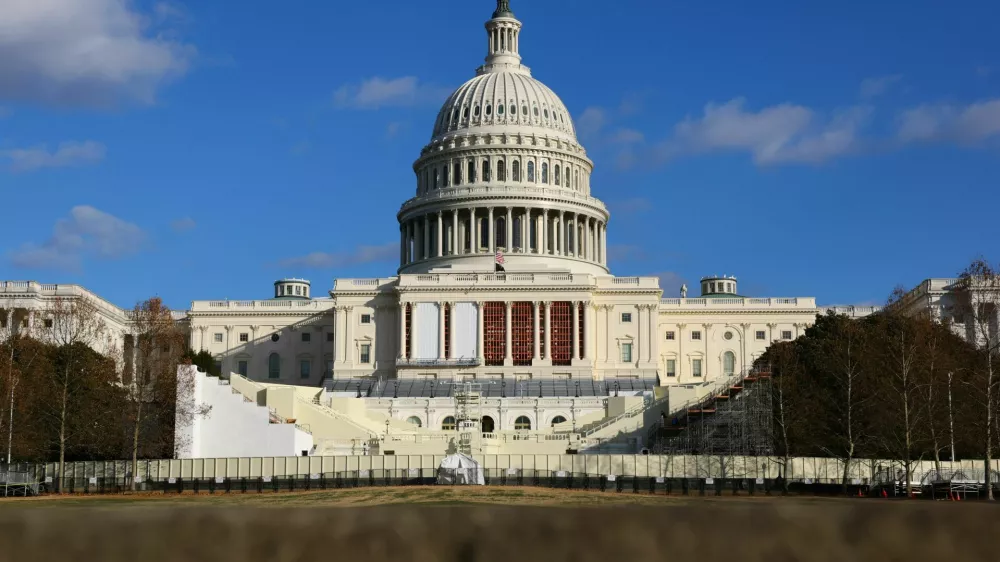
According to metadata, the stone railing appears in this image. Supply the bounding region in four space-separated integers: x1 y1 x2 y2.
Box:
0 281 130 320
395 358 481 368
659 297 817 309
820 305 882 318
397 272 592 287
190 299 333 312
398 184 609 213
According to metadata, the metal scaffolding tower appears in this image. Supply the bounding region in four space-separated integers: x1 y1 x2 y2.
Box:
454 382 484 456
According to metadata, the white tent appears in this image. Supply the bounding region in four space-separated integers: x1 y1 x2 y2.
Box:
436 453 486 486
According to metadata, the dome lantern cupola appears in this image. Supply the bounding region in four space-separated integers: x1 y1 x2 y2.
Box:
274 278 311 300
701 275 739 297
481 0 524 73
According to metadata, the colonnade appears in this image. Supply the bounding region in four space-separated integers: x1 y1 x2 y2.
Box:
399 300 592 366
400 207 607 267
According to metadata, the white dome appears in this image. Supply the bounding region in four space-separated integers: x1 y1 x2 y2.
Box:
431 72 577 140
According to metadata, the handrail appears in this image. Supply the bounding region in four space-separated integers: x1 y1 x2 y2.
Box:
645 369 758 443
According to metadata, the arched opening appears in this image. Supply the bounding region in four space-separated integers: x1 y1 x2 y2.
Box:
541 162 549 184
497 159 506 181
467 160 476 183
723 351 736 377
551 416 567 428
554 164 561 186
442 416 456 431
496 216 507 248
481 416 495 433
527 161 535 182
512 160 521 182
482 159 491 182
406 416 422 428
442 165 449 187
268 353 280 379
514 416 531 431
454 162 462 185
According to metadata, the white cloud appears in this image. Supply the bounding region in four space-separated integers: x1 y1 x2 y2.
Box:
576 106 607 138
170 217 196 232
0 0 194 107
9 205 145 270
280 243 397 269
1 141 106 172
660 98 869 165
609 128 645 144
859 74 902 99
897 98 1000 144
333 77 449 109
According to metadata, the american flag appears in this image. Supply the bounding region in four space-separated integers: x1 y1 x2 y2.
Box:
495 250 505 265
495 249 505 272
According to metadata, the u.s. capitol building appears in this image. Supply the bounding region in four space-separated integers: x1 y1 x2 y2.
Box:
1 2 902 459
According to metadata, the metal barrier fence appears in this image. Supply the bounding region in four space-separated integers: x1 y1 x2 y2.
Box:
11 468 992 500
0 471 39 497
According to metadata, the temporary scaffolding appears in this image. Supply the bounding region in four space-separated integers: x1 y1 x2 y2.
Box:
649 368 774 459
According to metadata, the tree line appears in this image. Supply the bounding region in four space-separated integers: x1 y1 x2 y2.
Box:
759 259 1000 498
0 296 208 490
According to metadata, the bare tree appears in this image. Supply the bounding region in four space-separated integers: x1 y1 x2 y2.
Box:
40 297 108 491
0 310 42 465
767 342 804 493
956 259 1000 500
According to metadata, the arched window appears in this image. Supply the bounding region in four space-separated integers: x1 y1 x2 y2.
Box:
554 164 561 186
482 160 491 182
497 159 506 182
463 106 469 119
496 216 506 248
442 416 456 431
474 105 481 117
268 353 280 379
522 105 528 116
512 160 521 182
433 168 440 189
541 162 549 184
468 160 476 183
551 416 567 427
565 167 571 187
454 162 462 185
543 108 549 119
406 416 422 428
533 106 539 117
527 161 535 182
485 104 492 117
514 416 532 431
574 170 579 189
452 108 459 122
509 104 515 116
497 103 504 116
723 351 736 376
442 165 449 187
481 416 495 433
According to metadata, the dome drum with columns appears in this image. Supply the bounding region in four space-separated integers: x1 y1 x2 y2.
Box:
399 1 608 276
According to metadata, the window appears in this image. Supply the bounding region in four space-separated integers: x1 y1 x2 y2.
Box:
463 106 469 119
467 160 476 183
723 351 736 376
271 333 280 343
692 359 703 377
497 103 504 115
360 344 371 364
239 333 249 343
621 342 633 363
294 286 301 296
433 168 440 189
474 105 480 117
724 331 733 340
541 162 548 184
441 416 456 431
512 160 521 181
755 331 766 340
238 360 248 377
551 416 567 427
497 159 506 181
301 332 311 343
214 333 223 343
543 108 549 119
554 164 561 185
454 162 462 185
485 103 492 116
782 330 793 340
406 416 422 427
509 104 515 115
327 332 334 342
691 331 702 341
522 105 528 116
665 331 675 340
514 416 532 430
325 359 333 378
268 353 280 379
482 159 491 182
44 319 53 328
621 312 632 323
666 359 676 377
300 360 311 379
442 165 449 187
361 314 372 324
533 106 539 117
527 161 535 182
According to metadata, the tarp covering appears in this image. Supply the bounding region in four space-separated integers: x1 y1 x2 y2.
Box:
436 453 485 486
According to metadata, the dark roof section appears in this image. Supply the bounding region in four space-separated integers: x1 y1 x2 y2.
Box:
323 378 658 398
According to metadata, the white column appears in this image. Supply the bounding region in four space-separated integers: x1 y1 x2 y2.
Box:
506 207 513 251
452 209 459 256
400 226 405 267
572 302 580 361
398 303 407 359
407 221 414 263
648 305 658 363
601 222 607 265
539 212 547 254
533 301 541 361
345 307 354 365
504 301 513 365
472 210 480 254
477 302 485 363
438 303 446 360
488 207 495 253
585 302 594 361
544 302 552 360
436 211 443 258
449 303 457 360
521 209 529 252
423 215 430 260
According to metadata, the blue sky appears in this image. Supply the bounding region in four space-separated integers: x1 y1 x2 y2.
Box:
1 0 998 311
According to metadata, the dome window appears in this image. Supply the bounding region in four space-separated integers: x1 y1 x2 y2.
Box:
485 104 492 116
554 165 561 185
442 165 449 187
533 106 539 117
463 106 469 119
482 159 491 182
454 162 462 185
527 161 535 182
467 160 476 183
497 103 504 115
452 108 459 121
543 108 549 119
474 105 481 117
512 160 521 182
541 162 549 184
509 104 516 116
522 105 528 116
497 159 506 182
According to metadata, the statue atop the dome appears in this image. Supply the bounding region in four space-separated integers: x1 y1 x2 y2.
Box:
680 284 688 298
493 0 514 18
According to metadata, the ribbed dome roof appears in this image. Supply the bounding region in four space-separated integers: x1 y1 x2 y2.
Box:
431 71 576 140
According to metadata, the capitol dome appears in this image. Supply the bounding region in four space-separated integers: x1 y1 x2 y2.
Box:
397 0 610 276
